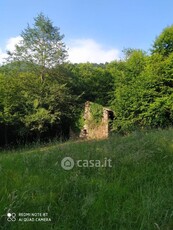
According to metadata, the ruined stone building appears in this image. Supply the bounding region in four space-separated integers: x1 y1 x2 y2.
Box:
80 101 114 139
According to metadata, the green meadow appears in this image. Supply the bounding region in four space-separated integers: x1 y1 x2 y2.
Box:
0 129 173 230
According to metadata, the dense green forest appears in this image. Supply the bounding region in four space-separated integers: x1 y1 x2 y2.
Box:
1 13 173 147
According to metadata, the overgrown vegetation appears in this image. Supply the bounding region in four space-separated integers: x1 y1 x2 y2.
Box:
89 102 103 124
1 13 173 146
1 128 173 229
1 11 173 230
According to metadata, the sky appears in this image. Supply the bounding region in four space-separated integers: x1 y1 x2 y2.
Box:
1 0 173 63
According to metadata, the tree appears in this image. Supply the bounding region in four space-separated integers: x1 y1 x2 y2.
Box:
0 14 76 145
68 63 114 106
110 50 149 132
151 25 173 57
7 13 67 82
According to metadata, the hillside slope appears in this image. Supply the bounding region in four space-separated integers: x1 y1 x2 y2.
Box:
0 129 173 229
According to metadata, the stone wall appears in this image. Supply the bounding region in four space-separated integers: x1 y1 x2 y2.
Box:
80 101 113 139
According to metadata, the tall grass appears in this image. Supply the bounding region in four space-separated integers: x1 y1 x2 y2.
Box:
0 129 173 229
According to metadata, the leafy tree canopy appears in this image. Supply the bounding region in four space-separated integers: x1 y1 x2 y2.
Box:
7 13 67 81
152 25 173 57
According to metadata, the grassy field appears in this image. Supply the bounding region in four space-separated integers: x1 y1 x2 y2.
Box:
0 129 173 229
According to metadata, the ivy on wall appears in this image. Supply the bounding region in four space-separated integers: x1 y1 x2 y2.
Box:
74 102 104 133
90 102 103 124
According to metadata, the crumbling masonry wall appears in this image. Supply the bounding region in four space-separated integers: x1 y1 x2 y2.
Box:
80 101 113 139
